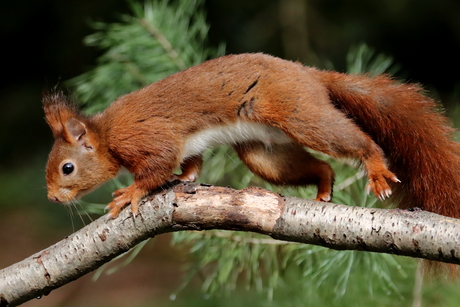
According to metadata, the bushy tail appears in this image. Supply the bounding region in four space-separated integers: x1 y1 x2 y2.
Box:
317 70 460 218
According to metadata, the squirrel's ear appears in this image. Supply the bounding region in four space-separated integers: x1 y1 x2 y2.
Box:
43 90 82 138
63 118 94 150
65 118 86 140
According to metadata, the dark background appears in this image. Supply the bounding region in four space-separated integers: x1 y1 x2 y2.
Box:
1 0 459 305
1 0 459 172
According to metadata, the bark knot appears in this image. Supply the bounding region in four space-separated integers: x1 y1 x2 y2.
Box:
383 231 394 244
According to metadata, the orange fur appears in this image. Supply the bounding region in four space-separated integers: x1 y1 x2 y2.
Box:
43 53 460 220
316 70 460 218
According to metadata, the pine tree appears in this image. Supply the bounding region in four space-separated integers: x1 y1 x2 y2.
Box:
67 1 460 306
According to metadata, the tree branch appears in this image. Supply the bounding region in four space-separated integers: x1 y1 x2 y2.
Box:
1 183 460 306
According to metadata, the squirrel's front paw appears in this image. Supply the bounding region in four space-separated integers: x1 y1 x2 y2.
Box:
106 185 147 219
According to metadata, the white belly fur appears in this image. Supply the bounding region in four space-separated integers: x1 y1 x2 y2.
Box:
182 120 293 159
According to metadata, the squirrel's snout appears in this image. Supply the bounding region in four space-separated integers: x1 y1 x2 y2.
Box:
47 187 75 204
48 195 61 203
47 192 62 203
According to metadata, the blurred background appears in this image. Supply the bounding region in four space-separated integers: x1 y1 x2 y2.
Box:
1 0 460 306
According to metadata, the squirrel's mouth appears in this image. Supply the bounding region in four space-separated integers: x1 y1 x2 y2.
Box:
47 184 103 204
48 195 62 203
47 187 76 204
47 187 87 204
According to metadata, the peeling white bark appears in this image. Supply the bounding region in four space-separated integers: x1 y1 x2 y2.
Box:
1 183 459 306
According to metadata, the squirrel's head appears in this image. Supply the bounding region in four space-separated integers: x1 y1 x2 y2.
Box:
43 91 119 204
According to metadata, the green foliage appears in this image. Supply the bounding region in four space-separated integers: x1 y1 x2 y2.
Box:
67 0 224 114
346 43 400 76
69 1 421 305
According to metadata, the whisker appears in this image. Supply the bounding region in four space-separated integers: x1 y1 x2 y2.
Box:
76 200 94 223
71 199 87 227
65 204 75 233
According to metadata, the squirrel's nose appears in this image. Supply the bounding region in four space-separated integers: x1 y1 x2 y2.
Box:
48 194 61 203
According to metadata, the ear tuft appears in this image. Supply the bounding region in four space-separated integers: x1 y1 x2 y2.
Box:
43 89 83 139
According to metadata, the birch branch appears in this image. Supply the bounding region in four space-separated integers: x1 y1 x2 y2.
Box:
1 183 460 306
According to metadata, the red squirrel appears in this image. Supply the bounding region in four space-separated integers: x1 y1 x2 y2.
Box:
43 53 460 219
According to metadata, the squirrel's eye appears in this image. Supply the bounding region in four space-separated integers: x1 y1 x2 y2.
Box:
62 163 75 175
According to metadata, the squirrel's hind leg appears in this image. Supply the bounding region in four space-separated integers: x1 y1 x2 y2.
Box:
171 155 203 182
274 108 400 200
233 141 334 202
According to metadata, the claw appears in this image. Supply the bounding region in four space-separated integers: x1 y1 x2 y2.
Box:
365 166 399 201
106 185 147 219
385 189 392 198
